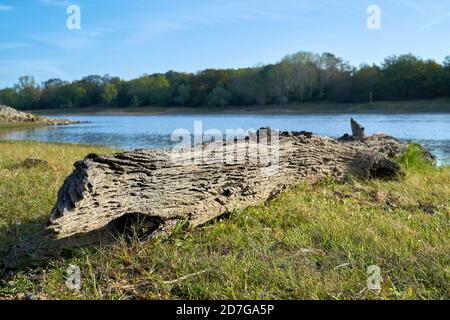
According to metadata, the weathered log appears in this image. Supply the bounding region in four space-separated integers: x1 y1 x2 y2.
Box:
351 118 365 140
3 126 409 269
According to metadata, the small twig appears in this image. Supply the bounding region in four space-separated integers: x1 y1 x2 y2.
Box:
333 263 351 270
162 269 209 285
291 248 326 257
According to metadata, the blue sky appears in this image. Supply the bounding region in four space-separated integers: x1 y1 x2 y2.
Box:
0 0 449 88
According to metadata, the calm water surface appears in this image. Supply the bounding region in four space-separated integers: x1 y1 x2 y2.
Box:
1 114 449 164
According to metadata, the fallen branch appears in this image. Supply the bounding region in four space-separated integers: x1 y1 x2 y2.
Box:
162 269 209 285
3 120 410 269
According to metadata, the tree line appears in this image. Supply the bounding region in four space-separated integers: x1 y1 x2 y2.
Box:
1 52 449 110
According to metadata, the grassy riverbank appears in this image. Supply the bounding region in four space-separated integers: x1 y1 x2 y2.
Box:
0 140 449 300
0 122 48 130
29 98 450 116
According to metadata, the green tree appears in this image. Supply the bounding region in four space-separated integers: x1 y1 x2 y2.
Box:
0 88 19 107
279 52 322 102
15 76 40 109
131 96 140 108
147 75 170 105
380 54 426 99
173 84 191 106
54 84 88 108
207 86 231 107
128 75 170 106
1 51 450 111
101 82 118 106
40 79 67 108
77 75 104 106
444 56 450 69
347 64 381 102
128 76 151 107
444 56 450 96
229 68 266 105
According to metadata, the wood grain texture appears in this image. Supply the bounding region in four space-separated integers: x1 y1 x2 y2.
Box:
3 124 409 269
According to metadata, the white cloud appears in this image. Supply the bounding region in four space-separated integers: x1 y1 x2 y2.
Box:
0 58 65 79
38 0 72 7
0 4 13 11
0 43 32 50
31 31 102 51
388 0 450 30
422 11 450 30
125 1 303 44
394 0 426 15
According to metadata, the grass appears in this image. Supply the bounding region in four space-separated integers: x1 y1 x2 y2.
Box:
0 122 48 130
0 140 449 300
29 98 450 116
0 141 116 258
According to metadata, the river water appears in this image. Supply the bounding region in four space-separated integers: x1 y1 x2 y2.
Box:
1 113 449 164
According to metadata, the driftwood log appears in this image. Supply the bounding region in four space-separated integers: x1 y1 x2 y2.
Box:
3 120 410 268
351 118 365 139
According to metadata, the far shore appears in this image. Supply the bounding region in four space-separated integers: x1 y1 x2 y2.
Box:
27 98 450 116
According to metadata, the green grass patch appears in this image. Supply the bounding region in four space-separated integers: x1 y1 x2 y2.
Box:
0 141 449 300
0 122 48 131
398 143 435 172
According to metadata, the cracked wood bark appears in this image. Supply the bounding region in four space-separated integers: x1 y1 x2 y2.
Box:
351 118 365 139
3 127 408 269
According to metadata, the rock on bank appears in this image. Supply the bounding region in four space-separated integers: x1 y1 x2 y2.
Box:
0 105 79 125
